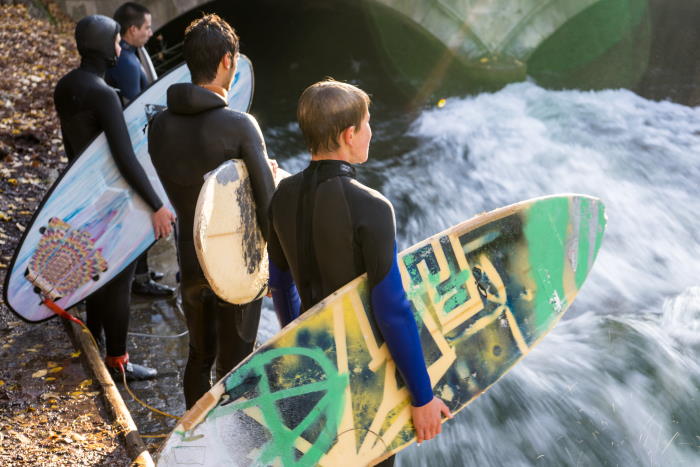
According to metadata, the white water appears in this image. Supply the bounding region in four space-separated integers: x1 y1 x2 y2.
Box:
259 82 700 466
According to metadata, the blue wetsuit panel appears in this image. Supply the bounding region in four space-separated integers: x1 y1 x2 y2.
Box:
269 259 301 327
371 244 433 407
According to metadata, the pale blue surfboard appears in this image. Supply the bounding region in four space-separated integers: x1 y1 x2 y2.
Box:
4 56 254 322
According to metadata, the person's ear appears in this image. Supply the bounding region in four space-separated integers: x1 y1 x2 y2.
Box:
342 126 355 146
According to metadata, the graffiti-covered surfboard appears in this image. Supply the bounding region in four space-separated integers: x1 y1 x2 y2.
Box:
157 194 606 466
3 56 254 322
194 160 289 305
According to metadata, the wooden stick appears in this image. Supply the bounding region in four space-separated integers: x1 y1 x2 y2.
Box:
62 319 155 466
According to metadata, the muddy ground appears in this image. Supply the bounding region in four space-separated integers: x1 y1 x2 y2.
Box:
0 3 132 465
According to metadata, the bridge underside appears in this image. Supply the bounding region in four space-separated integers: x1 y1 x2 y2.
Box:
57 0 700 106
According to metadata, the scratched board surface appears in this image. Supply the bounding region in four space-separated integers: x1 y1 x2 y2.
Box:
3 56 254 322
194 160 289 305
158 194 606 467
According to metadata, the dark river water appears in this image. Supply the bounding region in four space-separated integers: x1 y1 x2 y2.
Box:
127 1 700 465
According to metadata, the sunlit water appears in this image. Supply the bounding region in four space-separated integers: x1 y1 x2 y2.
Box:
257 82 700 466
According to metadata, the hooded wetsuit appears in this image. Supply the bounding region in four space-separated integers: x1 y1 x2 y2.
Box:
53 15 163 357
268 160 434 408
148 82 276 408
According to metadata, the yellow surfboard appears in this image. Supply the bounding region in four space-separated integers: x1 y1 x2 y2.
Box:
159 194 606 466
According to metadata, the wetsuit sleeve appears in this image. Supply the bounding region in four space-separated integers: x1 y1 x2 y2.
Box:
238 114 275 241
60 127 75 161
358 197 434 407
91 86 163 212
268 190 301 327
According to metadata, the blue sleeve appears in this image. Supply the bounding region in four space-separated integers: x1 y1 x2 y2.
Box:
371 243 433 407
107 52 143 102
269 258 301 327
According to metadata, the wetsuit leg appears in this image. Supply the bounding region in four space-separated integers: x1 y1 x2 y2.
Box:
214 298 260 381
135 252 149 275
86 259 137 357
179 240 217 408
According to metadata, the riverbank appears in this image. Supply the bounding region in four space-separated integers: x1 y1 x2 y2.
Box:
0 3 132 465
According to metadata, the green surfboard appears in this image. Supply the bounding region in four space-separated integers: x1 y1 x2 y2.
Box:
157 194 606 466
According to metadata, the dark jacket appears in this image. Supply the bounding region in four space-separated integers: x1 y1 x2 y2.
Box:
148 83 275 243
106 40 148 104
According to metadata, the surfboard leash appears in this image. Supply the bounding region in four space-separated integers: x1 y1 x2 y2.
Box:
43 297 182 428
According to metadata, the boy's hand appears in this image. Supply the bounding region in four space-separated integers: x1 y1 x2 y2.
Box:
152 206 176 239
268 158 279 179
411 397 453 444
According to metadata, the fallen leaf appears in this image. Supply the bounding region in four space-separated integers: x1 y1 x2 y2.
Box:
46 361 58 368
32 369 48 378
78 379 92 388
12 431 30 444
70 350 81 358
41 392 60 400
48 366 63 373
45 377 56 382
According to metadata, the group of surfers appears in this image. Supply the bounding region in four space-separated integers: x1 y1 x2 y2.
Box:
53 3 451 463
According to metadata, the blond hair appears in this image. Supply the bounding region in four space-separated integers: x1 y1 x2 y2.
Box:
297 79 370 155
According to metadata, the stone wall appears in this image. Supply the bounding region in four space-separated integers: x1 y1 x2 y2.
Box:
55 0 205 30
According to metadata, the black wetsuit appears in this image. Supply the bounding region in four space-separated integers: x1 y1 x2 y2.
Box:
268 161 433 466
148 83 275 408
53 16 163 357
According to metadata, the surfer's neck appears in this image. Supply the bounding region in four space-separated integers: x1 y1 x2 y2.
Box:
311 152 351 163
79 55 108 77
199 84 228 101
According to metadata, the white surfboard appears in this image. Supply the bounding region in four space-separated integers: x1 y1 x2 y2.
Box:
4 56 254 322
194 160 288 304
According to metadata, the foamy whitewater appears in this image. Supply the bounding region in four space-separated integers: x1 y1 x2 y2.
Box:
259 82 700 466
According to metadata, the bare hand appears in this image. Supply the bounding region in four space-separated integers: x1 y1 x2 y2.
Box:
152 206 175 239
268 158 278 179
411 397 452 444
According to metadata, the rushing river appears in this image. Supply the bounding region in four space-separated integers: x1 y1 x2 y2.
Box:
135 1 700 465
254 81 700 467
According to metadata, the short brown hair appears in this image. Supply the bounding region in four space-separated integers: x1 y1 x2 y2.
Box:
297 80 370 155
183 14 239 85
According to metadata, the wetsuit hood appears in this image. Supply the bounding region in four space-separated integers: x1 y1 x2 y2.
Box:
166 83 227 115
75 15 120 69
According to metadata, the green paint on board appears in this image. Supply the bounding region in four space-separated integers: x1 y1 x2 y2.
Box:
575 198 592 289
595 202 606 263
212 346 348 467
524 197 570 331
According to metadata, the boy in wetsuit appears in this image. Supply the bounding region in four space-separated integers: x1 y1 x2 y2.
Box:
268 80 452 464
148 14 276 409
54 15 176 379
107 2 174 298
